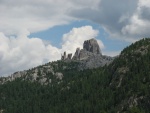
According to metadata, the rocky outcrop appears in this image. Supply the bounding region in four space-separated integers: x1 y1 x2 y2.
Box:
78 55 114 70
55 72 63 80
61 38 114 69
77 49 93 60
0 63 62 85
67 54 72 60
63 38 102 61
83 38 101 54
61 52 72 60
72 48 80 60
72 39 102 60
61 52 67 60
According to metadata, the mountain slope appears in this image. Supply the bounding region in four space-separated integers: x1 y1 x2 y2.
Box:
108 38 150 112
0 38 113 85
0 38 150 113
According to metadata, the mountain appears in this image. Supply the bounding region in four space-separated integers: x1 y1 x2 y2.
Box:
108 38 150 112
0 38 114 84
0 38 150 113
61 38 114 70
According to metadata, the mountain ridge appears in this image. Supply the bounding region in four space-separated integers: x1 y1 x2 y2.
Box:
0 38 150 113
0 38 114 84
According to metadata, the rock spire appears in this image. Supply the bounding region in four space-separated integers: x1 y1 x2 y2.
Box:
61 38 102 61
83 38 101 54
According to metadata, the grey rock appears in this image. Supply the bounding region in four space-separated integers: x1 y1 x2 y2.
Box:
64 52 66 59
83 38 101 54
72 38 102 61
61 51 67 60
55 72 63 80
49 79 52 83
62 52 72 60
78 49 93 60
67 53 72 60
78 55 114 70
12 71 26 79
72 48 80 60
32 73 38 81
39 78 47 85
0 63 55 85
63 38 115 70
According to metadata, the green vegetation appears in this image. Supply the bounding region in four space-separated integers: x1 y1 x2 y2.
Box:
0 38 150 113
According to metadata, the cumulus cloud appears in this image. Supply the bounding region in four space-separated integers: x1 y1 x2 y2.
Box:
68 0 150 41
0 0 149 41
122 0 150 38
68 0 139 41
0 32 60 76
0 0 150 41
0 26 103 76
0 0 69 35
0 0 100 36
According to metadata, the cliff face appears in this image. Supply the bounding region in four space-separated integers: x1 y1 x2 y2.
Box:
83 38 101 54
62 38 114 69
72 38 102 60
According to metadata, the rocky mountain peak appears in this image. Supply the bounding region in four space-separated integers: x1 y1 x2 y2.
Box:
83 38 101 54
61 38 114 69
72 38 102 60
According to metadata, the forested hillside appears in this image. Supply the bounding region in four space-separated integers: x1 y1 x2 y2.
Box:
0 38 150 113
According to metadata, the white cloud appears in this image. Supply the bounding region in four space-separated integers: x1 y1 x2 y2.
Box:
0 0 67 35
121 0 150 38
68 0 150 41
0 32 60 76
139 0 150 7
0 26 103 77
68 0 139 41
0 0 150 41
0 0 100 36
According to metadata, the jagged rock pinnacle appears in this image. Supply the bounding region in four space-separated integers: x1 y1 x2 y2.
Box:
83 38 101 54
61 52 67 60
61 52 72 60
62 38 102 60
72 48 80 60
72 38 102 60
67 53 72 60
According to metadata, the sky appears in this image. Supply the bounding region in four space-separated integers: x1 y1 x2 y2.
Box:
0 0 150 77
